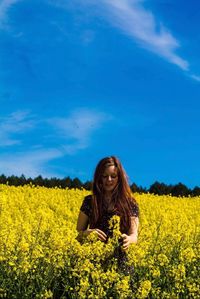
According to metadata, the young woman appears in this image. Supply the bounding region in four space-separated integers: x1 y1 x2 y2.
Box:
76 156 139 252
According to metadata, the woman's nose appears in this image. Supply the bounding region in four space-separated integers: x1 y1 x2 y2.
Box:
107 176 112 181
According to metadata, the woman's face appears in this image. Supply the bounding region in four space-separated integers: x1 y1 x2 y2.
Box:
101 165 118 194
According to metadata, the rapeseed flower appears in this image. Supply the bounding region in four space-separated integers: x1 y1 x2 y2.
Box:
0 185 199 298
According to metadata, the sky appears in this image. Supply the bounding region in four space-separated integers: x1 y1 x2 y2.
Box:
0 0 200 189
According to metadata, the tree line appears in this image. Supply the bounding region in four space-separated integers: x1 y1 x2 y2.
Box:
0 174 199 197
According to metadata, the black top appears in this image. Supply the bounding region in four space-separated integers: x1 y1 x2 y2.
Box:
80 195 139 237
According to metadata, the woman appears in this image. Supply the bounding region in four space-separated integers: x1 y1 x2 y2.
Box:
76 156 139 252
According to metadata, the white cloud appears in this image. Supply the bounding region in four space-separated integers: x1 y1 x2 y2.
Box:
0 107 112 176
0 148 62 178
50 0 190 72
0 107 111 152
1 0 199 79
98 0 188 70
49 108 111 154
0 110 37 147
189 74 200 82
0 0 20 29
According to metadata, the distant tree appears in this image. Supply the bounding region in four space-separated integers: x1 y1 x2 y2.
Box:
149 181 169 195
42 177 50 188
19 174 26 186
62 176 72 189
8 175 19 186
191 186 200 196
47 177 55 188
138 186 147 194
171 182 190 197
0 174 7 184
130 183 146 193
71 177 82 189
1 172 200 196
83 180 92 190
26 177 33 185
130 183 138 193
33 175 44 186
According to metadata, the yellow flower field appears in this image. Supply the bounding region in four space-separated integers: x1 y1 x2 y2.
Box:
0 184 199 298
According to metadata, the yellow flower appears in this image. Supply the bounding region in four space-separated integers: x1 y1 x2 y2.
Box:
157 253 169 266
0 184 199 298
180 248 196 263
136 280 152 299
152 267 160 278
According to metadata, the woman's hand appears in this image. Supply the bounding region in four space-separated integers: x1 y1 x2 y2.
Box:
121 217 139 250
121 234 131 250
76 211 107 242
85 228 107 242
94 229 107 242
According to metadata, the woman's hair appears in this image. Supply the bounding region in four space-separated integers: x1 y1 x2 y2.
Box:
91 156 136 232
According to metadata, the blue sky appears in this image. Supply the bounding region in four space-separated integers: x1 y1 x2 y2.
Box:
1 0 200 188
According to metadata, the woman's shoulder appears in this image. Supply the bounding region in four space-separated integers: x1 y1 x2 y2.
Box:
80 194 92 216
83 194 93 203
129 198 139 217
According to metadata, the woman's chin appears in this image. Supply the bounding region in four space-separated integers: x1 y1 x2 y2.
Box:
104 187 115 192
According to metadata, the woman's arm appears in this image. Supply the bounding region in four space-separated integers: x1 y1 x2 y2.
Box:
76 211 90 241
76 211 107 242
76 211 89 232
121 216 139 250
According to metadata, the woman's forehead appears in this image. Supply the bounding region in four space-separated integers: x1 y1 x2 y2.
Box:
103 165 117 174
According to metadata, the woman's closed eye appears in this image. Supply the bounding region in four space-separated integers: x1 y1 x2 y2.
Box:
102 175 117 179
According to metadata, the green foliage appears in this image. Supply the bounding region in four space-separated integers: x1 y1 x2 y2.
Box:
0 174 199 196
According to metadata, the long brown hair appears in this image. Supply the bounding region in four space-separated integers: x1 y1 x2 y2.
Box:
91 156 137 233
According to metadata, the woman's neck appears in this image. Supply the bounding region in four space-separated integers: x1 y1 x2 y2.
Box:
104 192 112 201
103 192 115 211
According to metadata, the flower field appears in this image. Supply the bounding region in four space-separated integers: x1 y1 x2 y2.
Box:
0 184 199 298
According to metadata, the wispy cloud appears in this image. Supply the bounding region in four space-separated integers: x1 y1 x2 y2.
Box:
0 107 112 176
189 74 200 82
0 0 20 29
2 0 199 80
71 0 184 72
0 110 37 147
49 108 111 154
0 107 111 151
50 0 197 75
101 0 188 70
0 148 62 177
